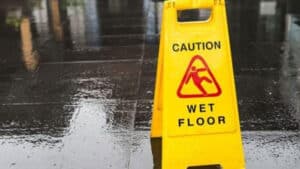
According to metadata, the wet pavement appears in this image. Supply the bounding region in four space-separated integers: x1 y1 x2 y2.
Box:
0 0 299 169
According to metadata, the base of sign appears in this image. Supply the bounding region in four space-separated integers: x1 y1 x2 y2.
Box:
151 137 162 169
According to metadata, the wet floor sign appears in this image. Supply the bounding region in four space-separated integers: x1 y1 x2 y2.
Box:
151 0 245 169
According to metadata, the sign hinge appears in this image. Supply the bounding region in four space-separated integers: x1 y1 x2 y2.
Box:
214 0 223 5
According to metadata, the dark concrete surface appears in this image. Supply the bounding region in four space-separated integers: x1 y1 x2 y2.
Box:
0 0 299 169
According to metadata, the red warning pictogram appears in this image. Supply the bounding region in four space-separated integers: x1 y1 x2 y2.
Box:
177 55 222 98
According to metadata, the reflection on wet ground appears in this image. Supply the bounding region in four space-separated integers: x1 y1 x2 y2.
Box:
0 0 299 169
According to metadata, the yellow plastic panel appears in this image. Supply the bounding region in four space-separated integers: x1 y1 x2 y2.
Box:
151 0 245 168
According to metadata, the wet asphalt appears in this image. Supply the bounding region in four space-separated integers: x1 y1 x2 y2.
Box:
0 0 299 169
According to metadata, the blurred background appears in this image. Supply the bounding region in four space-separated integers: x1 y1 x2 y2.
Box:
0 0 299 169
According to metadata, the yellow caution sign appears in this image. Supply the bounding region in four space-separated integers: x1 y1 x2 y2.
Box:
151 0 245 168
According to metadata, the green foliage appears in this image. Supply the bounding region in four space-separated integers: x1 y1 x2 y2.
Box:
5 17 22 30
60 0 85 9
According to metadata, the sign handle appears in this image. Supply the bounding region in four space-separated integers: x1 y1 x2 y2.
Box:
164 0 225 33
174 0 215 10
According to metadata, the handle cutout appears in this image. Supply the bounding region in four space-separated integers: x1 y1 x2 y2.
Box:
187 164 222 169
177 9 211 22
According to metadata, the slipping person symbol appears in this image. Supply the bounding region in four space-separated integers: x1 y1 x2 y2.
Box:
185 66 212 96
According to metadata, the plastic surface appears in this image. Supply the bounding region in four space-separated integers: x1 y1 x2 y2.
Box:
151 0 245 168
